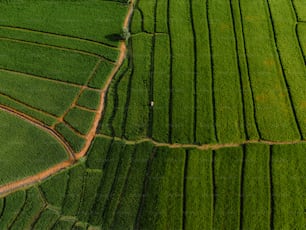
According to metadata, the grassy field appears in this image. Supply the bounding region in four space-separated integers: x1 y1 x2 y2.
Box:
0 0 305 229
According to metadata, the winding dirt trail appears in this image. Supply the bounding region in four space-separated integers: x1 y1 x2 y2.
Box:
0 0 135 197
75 0 134 159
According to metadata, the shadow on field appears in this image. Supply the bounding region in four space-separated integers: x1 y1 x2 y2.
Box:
105 33 123 42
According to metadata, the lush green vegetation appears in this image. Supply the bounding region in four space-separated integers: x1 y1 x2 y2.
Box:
138 147 185 229
272 144 306 229
0 0 128 159
124 33 152 139
87 61 115 89
0 191 26 229
152 34 170 142
191 0 216 144
0 0 127 46
64 107 96 135
0 93 57 126
213 147 243 229
9 187 44 230
185 149 213 230
77 89 101 111
0 26 119 62
0 39 98 85
241 0 300 141
40 171 69 208
169 1 195 144
32 209 59 230
55 123 86 153
0 110 68 186
242 144 270 229
0 70 79 116
61 163 86 216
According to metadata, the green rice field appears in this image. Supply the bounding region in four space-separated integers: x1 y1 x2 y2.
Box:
0 0 305 229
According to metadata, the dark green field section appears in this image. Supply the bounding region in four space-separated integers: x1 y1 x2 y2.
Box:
0 110 68 186
0 137 304 229
100 0 306 145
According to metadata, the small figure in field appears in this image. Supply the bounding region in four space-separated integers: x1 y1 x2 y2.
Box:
150 101 154 107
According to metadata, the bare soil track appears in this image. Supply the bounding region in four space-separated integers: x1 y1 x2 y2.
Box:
0 0 134 197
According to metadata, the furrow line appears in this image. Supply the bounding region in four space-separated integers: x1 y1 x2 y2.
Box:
229 0 247 139
207 0 218 143
0 91 58 119
147 0 158 138
237 0 261 139
189 0 197 144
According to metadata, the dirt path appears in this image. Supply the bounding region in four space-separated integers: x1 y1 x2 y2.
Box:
97 134 306 151
75 0 134 159
0 0 135 197
75 42 127 159
0 160 73 198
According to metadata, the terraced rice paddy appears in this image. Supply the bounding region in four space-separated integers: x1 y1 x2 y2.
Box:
0 0 305 229
0 0 126 186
